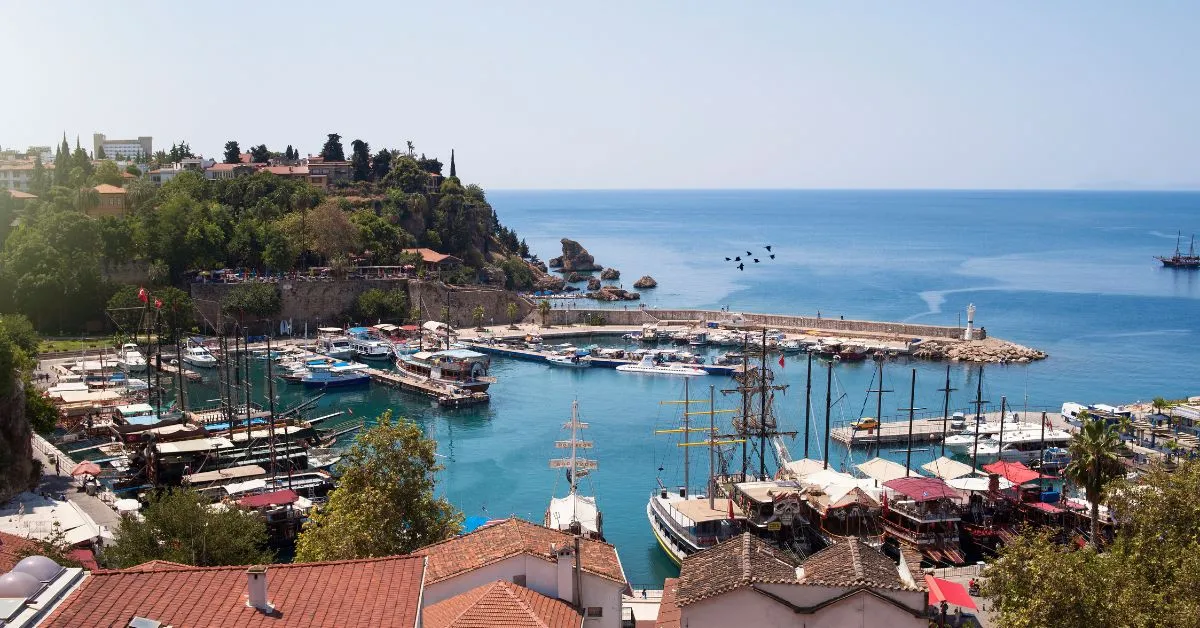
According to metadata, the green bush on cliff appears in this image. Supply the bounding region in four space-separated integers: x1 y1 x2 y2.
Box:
354 288 408 322
220 283 282 319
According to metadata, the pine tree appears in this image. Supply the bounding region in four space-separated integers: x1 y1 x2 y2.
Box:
350 139 371 181
223 141 241 164
450 149 456 178
319 134 345 161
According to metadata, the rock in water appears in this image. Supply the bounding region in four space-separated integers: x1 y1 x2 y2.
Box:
600 267 620 280
548 256 564 268
633 275 658 289
533 275 566 292
557 238 602 271
587 277 601 290
566 272 584 283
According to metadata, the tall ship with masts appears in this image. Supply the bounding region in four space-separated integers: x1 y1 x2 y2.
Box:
1156 231 1200 268
545 401 603 540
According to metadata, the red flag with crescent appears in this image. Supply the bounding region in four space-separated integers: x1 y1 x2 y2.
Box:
154 298 163 309
138 287 148 303
778 355 785 368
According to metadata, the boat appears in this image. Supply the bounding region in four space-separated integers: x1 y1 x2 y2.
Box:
943 418 1046 455
616 354 706 377
181 342 218 368
790 467 884 548
879 476 966 565
545 401 603 540
346 327 393 361
316 328 354 360
971 428 1073 464
397 349 495 392
547 354 590 368
836 345 869 361
1156 231 1200 268
687 332 708 347
116 343 147 373
301 361 371 388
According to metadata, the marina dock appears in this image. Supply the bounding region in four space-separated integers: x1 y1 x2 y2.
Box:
462 341 742 376
832 418 958 447
152 360 203 382
365 368 490 408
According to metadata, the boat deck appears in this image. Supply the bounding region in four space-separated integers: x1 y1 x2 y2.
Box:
152 361 203 381
832 419 960 447
365 368 489 407
463 342 741 376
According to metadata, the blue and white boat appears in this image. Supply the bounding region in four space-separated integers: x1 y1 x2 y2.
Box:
316 328 354 360
347 327 394 361
301 361 371 388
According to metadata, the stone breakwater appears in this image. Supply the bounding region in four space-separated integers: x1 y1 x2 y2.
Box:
912 338 1048 363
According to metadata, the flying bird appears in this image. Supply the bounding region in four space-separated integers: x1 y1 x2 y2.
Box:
753 258 760 263
769 254 775 259
737 263 744 271
746 251 752 256
765 245 772 252
725 257 731 261
734 256 741 261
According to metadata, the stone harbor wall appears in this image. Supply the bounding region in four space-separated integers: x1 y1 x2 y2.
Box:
191 279 532 331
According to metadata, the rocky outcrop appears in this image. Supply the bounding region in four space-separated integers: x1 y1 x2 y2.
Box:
480 265 506 287
533 274 566 292
0 379 37 503
588 287 641 301
556 239 602 272
587 277 601 290
533 260 548 273
566 272 584 283
911 339 1047 364
548 257 563 269
633 275 658 289
600 268 620 280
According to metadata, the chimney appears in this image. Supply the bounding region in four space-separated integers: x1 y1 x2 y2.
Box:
246 566 273 613
555 543 575 603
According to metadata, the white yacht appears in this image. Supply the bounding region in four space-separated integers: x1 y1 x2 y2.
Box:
944 418 1047 455
972 428 1074 464
117 343 147 373
316 328 354 360
616 354 706 377
347 327 394 361
182 342 218 368
545 401 603 540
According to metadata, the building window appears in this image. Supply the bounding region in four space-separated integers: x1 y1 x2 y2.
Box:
512 574 526 587
586 607 603 617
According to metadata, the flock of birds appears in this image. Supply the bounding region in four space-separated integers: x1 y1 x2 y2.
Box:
725 245 774 271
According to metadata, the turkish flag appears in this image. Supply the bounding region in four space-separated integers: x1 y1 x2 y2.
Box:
154 298 163 309
778 355 785 368
727 499 735 520
138 287 148 303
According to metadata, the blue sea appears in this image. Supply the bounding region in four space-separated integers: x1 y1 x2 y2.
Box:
203 190 1200 586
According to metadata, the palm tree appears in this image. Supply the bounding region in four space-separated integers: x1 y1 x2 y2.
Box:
1117 414 1134 442
1151 396 1168 416
506 302 519 329
537 300 551 327
471 305 485 330
1064 416 1125 550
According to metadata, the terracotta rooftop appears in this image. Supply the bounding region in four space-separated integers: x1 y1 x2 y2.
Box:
125 559 192 571
402 248 459 265
412 518 626 585
42 555 426 628
93 184 125 194
5 189 37 199
654 578 681 628
0 530 39 573
206 162 248 171
799 538 919 591
262 165 311 176
675 533 798 605
422 580 582 628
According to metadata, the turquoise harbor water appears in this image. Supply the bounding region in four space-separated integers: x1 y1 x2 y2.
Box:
197 190 1200 585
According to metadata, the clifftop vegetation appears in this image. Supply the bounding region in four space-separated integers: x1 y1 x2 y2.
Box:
0 136 534 332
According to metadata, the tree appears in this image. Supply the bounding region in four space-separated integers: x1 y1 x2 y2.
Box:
220 283 282 320
30 156 49 196
416 154 443 175
124 163 142 177
106 285 149 333
1151 396 1168 415
370 148 392 181
101 488 274 568
506 302 519 328
354 288 407 322
90 160 124 187
294 411 461 561
350 139 371 182
223 141 241 164
538 299 551 326
96 144 106 159
306 200 358 264
471 304 485 330
284 145 296 162
1064 415 1124 549
319 133 345 161
449 149 456 178
982 530 1115 628
382 156 432 194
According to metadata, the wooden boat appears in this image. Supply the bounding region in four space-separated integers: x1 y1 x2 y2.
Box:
879 476 966 565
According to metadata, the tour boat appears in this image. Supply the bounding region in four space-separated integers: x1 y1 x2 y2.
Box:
545 401 603 540
117 343 147 373
316 328 355 360
182 342 218 368
943 419 1046 455
1156 232 1200 268
616 354 706 377
879 476 966 565
547 354 590 368
301 361 371 388
397 349 495 392
970 428 1073 464
346 327 393 361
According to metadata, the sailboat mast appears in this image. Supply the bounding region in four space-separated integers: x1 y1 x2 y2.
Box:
708 385 716 511
972 367 985 470
266 328 278 476
998 396 1008 460
740 336 749 479
570 400 578 493
804 352 812 458
823 360 832 470
759 327 767 480
873 359 887 454
904 368 917 474
940 364 953 456
683 378 690 494
1039 410 1047 468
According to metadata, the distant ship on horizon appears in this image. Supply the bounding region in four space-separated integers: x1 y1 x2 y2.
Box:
1156 231 1200 268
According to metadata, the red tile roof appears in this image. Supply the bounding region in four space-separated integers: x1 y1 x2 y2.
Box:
402 248 457 265
262 165 311 176
126 559 192 571
654 578 681 628
799 538 918 591
93 184 125 194
0 531 39 573
422 580 582 628
239 489 299 508
42 555 426 628
5 189 37 199
413 518 626 585
207 163 244 171
675 533 798 606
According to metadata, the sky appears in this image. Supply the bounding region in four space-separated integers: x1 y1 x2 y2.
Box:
2 2 1198 190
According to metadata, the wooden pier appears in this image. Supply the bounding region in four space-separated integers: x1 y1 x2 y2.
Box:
153 361 203 382
462 341 741 376
365 368 489 408
832 419 960 447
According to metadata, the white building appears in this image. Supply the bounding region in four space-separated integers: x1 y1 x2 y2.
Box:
414 518 630 628
0 161 38 191
92 133 152 161
656 534 929 628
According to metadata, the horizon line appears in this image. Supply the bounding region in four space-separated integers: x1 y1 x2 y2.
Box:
485 186 1200 193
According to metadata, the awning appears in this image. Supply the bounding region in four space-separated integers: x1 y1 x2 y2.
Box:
922 456 975 480
856 457 920 484
982 461 1049 485
1024 501 1063 514
883 476 960 502
71 461 101 477
239 489 299 508
925 574 977 610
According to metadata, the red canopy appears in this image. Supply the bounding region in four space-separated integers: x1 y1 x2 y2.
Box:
883 476 959 502
925 574 977 610
983 461 1048 485
70 461 101 477
1025 501 1063 514
238 489 298 508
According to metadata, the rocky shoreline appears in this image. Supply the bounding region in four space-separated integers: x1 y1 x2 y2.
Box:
911 338 1048 364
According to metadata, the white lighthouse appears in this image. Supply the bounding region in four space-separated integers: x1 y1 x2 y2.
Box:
964 303 976 340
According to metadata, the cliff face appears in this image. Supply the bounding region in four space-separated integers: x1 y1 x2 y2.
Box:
0 378 36 503
549 239 602 272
